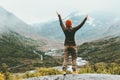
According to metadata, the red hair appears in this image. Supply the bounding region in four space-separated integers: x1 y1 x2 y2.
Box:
65 19 72 27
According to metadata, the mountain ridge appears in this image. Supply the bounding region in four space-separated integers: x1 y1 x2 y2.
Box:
0 7 63 50
32 11 120 45
0 7 120 50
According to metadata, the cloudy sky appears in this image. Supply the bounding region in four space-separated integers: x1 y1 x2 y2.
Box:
0 0 119 24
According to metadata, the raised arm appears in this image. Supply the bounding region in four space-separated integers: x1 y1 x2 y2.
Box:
57 12 65 31
74 15 88 31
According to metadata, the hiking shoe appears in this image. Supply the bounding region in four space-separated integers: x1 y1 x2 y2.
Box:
72 71 78 74
61 70 66 75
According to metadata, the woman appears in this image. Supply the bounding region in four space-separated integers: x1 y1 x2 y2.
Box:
57 12 88 74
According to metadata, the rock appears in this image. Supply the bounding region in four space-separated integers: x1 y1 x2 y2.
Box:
24 74 120 80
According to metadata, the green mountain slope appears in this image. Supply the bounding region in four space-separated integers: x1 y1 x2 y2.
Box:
77 36 120 64
0 32 62 73
0 32 41 72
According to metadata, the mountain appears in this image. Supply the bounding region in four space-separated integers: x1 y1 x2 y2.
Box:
0 32 62 73
33 11 120 44
0 6 120 50
0 31 40 72
0 7 34 36
104 21 120 37
0 7 42 40
77 36 120 64
0 7 63 50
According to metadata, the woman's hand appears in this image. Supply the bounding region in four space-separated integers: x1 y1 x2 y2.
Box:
86 15 88 19
56 12 60 16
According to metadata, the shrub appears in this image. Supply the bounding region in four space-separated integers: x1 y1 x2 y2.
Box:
0 73 4 80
